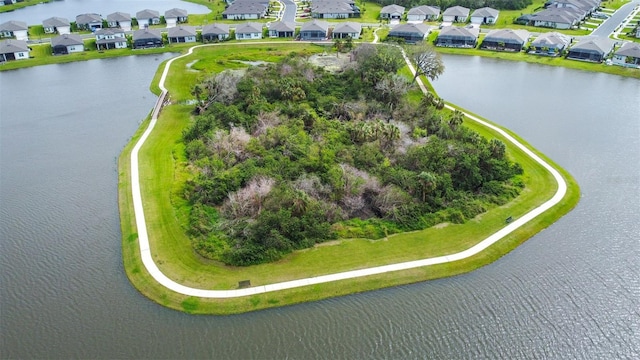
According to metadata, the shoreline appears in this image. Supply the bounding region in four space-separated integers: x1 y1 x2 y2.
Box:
118 43 580 314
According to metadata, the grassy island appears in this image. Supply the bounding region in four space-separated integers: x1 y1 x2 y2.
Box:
118 43 580 314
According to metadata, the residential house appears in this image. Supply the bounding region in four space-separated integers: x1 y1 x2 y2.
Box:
235 22 263 40
531 7 581 29
167 25 197 43
470 7 499 25
388 23 430 43
42 17 70 35
481 29 529 51
380 5 405 21
222 0 269 20
136 9 161 28
132 28 163 48
529 31 572 55
299 20 329 40
406 6 440 23
611 42 640 68
95 28 128 50
202 23 230 42
436 26 479 47
311 0 359 19
0 39 30 61
332 22 361 39
107 12 132 31
76 13 103 31
165 8 188 28
51 34 84 55
268 21 296 38
0 20 28 40
566 36 615 62
442 6 470 23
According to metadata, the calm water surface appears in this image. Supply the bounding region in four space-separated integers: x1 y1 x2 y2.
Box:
0 0 210 25
1 54 639 359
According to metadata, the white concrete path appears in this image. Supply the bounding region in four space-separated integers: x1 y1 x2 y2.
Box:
130 43 568 298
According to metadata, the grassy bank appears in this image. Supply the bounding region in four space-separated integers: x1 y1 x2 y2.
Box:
0 0 52 13
118 43 580 314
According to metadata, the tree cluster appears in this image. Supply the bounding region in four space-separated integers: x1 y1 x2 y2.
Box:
182 45 524 266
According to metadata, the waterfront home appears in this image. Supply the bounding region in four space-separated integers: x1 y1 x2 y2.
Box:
76 13 103 31
51 34 84 55
530 7 581 29
436 26 479 47
132 28 163 48
566 36 615 62
406 6 440 23
202 23 230 42
235 22 263 40
136 9 161 28
167 26 197 43
222 0 269 20
42 17 70 35
388 23 430 43
442 6 470 23
310 0 358 19
481 29 529 51
300 20 330 40
470 7 499 25
611 42 640 68
0 39 29 61
107 12 132 31
529 31 572 55
165 8 188 28
267 21 296 38
95 28 128 50
0 20 28 41
332 22 361 39
380 5 405 21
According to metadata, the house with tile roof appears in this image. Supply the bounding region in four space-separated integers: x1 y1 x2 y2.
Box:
436 25 479 47
43 17 70 35
235 22 264 40
470 7 499 25
388 23 430 43
76 13 103 31
165 8 188 28
51 34 84 55
300 20 329 40
529 31 572 55
268 21 296 38
481 29 529 51
0 39 30 61
407 6 440 22
136 9 161 28
566 36 615 62
202 23 230 42
332 22 361 39
168 26 197 43
611 42 640 68
107 12 132 31
95 28 128 50
0 20 28 40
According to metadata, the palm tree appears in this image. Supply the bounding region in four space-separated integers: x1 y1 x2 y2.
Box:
449 110 464 131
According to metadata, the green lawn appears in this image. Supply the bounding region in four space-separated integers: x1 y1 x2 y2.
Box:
0 0 52 13
118 43 580 314
600 0 632 10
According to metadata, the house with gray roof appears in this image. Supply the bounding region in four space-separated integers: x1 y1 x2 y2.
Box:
481 29 529 52
442 6 470 23
0 20 28 40
566 36 615 62
165 8 188 28
380 5 405 21
268 21 296 38
300 20 329 40
202 23 230 42
529 31 572 55
0 39 30 61
43 17 70 35
388 23 430 43
470 7 499 25
235 22 263 40
136 9 161 28
51 34 84 55
95 28 127 50
436 26 479 47
332 22 361 39
407 6 440 22
223 0 269 20
76 13 103 31
168 26 197 43
611 42 640 68
133 28 163 48
531 7 581 29
107 12 132 31
311 0 358 19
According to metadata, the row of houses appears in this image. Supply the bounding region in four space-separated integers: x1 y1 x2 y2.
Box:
516 0 601 29
379 5 499 25
0 8 189 43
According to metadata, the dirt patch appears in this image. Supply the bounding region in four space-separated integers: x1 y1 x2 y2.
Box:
308 53 352 72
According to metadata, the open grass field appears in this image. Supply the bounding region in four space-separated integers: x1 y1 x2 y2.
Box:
118 43 580 314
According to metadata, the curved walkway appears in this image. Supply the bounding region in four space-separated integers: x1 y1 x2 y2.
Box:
130 43 568 299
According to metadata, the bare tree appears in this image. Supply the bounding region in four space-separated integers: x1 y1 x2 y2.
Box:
409 42 445 83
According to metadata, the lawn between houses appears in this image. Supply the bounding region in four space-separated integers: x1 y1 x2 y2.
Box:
118 43 580 314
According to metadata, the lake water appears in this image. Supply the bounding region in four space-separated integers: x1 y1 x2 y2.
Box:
1 54 639 358
0 0 211 26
